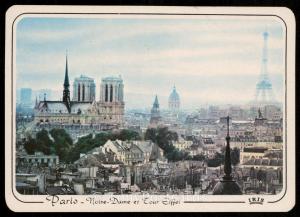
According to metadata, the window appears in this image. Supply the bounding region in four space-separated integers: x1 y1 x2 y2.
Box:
82 84 85 101
78 84 81 101
105 84 108 102
110 85 113 102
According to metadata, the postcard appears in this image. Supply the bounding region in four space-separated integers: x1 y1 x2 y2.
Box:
5 5 295 212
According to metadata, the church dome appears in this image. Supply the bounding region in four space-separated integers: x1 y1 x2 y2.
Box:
212 179 242 195
169 86 180 102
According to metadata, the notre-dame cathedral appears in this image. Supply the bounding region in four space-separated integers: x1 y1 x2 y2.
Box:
34 54 124 128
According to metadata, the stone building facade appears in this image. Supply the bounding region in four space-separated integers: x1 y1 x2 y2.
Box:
34 55 124 127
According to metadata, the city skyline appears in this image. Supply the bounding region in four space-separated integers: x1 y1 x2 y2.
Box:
16 16 285 109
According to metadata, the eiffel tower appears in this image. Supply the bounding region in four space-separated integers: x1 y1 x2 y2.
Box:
252 31 278 107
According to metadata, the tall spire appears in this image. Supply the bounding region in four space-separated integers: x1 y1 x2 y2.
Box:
64 50 70 88
150 95 161 126
63 51 71 113
212 115 242 195
223 116 232 180
153 95 159 108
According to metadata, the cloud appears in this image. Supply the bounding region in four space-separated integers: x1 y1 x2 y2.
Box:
16 17 285 108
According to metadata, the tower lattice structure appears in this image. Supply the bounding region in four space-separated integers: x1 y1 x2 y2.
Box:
254 31 277 106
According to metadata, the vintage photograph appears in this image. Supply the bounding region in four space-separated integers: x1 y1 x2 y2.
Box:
15 15 285 196
5 6 296 212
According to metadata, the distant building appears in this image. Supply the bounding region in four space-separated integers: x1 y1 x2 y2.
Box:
149 95 162 127
37 89 52 101
208 106 220 120
263 105 282 120
219 116 232 125
34 54 124 127
73 75 96 102
168 86 180 112
103 140 164 165
229 106 246 120
20 88 32 108
254 108 267 126
201 137 220 158
172 137 193 151
240 147 268 164
17 151 59 167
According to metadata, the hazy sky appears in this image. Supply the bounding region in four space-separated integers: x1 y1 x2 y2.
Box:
16 16 285 109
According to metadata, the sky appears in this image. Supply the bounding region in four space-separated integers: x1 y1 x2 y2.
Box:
16 16 285 109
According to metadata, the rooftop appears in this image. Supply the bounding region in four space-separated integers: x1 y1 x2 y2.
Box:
102 76 123 82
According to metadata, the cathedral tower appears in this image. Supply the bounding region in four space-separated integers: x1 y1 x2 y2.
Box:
99 76 124 124
73 75 96 102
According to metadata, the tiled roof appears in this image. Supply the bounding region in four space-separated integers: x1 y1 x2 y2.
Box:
243 147 268 153
243 158 282 166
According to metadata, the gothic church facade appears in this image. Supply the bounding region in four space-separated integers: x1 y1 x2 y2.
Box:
34 55 124 127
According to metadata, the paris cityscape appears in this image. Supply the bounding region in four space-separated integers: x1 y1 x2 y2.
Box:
15 18 284 195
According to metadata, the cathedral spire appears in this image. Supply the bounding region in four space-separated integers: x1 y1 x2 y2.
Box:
64 51 70 88
63 51 71 113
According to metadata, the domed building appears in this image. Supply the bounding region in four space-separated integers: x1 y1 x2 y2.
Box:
168 86 180 112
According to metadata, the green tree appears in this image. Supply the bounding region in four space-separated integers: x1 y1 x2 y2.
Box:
23 136 38 155
117 129 141 141
145 127 188 162
35 129 54 155
144 128 157 142
50 129 73 163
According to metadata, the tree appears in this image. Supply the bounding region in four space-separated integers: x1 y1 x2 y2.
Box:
145 127 188 162
192 154 206 161
24 136 38 155
23 129 54 155
118 129 141 141
50 129 73 163
145 128 158 143
205 147 239 167
67 129 142 163
206 152 224 167
35 129 54 155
